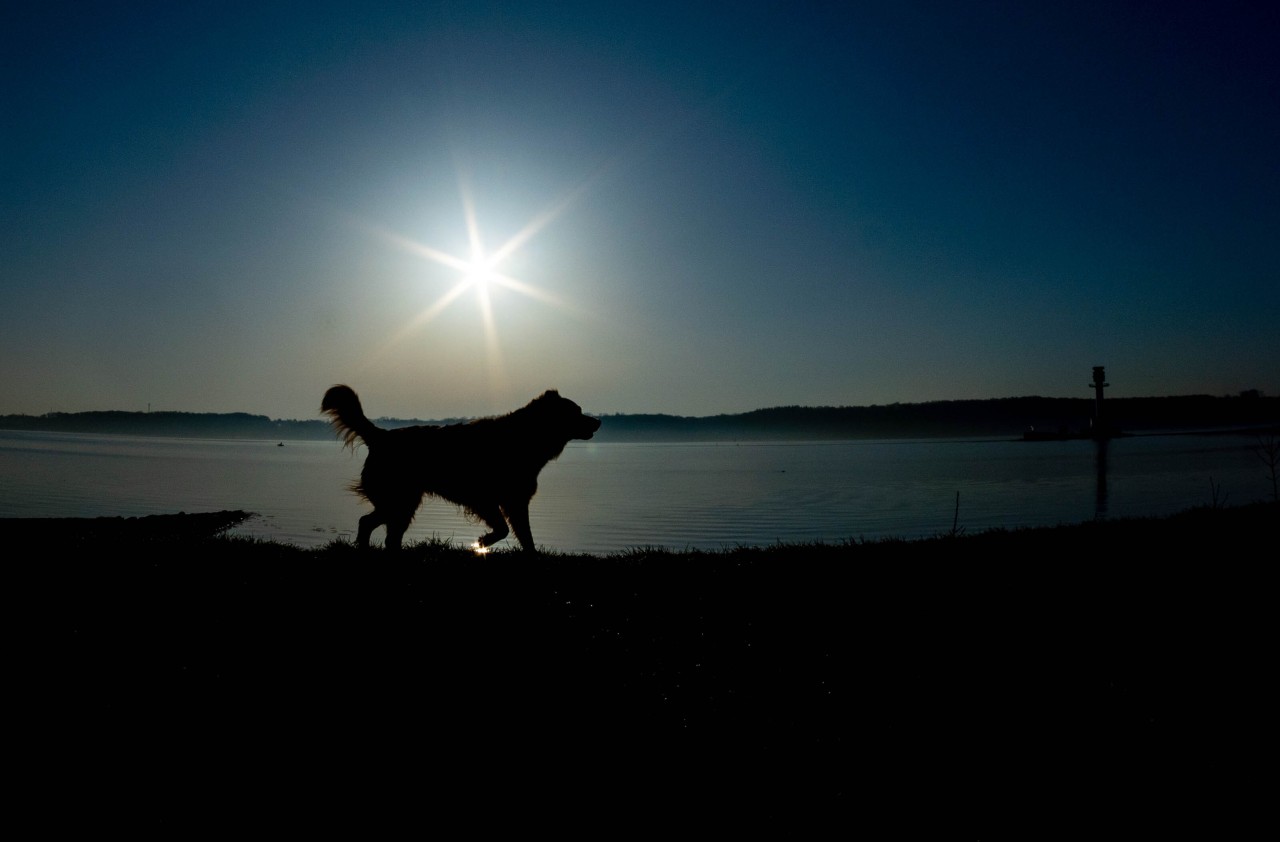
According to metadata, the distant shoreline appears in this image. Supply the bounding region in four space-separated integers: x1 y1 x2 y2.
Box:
3 393 1276 443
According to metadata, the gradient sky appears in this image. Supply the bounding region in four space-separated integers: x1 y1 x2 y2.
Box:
3 1 1277 419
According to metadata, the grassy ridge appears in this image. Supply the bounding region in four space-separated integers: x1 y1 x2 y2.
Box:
17 503 1275 826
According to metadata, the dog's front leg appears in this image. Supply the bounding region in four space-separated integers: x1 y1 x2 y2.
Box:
472 504 509 548
357 511 383 549
385 518 411 551
502 500 536 553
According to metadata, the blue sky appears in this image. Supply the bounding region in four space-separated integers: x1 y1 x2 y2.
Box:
3 1 1276 419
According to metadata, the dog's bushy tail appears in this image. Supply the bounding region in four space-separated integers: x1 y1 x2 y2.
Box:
321 385 383 449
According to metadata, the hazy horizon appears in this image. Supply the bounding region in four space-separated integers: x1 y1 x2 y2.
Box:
6 388 1273 424
5 2 1277 419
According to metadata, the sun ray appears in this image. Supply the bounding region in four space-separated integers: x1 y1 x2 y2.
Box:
353 279 473 374
475 284 507 393
406 279 474 328
366 225 475 273
488 180 589 266
459 175 487 265
489 272 580 314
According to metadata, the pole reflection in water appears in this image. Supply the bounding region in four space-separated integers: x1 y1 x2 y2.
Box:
1094 437 1110 519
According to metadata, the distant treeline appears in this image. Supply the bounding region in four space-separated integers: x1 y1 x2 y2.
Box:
594 394 1279 441
0 411 334 440
0 410 474 441
2 393 1276 442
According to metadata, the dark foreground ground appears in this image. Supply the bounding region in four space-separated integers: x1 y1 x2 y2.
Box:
15 504 1276 829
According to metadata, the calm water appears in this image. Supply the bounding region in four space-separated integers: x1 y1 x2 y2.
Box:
0 429 1266 554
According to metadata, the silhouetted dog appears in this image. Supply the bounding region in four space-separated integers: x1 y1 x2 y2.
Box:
321 385 600 552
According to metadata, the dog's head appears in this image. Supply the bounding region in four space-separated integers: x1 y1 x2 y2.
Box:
530 390 601 441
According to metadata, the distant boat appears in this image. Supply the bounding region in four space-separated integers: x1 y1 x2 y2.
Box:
1023 427 1089 441
1022 424 1125 441
277 442 284 447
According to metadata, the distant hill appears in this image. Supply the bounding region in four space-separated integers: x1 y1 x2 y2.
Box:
2 393 1275 442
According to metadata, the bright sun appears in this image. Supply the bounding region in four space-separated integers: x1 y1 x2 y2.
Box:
462 251 497 294
356 176 588 386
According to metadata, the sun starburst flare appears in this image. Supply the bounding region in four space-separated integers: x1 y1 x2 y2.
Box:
352 177 591 388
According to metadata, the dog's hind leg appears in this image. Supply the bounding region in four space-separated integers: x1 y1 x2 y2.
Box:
357 510 384 549
380 498 421 552
471 503 509 548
